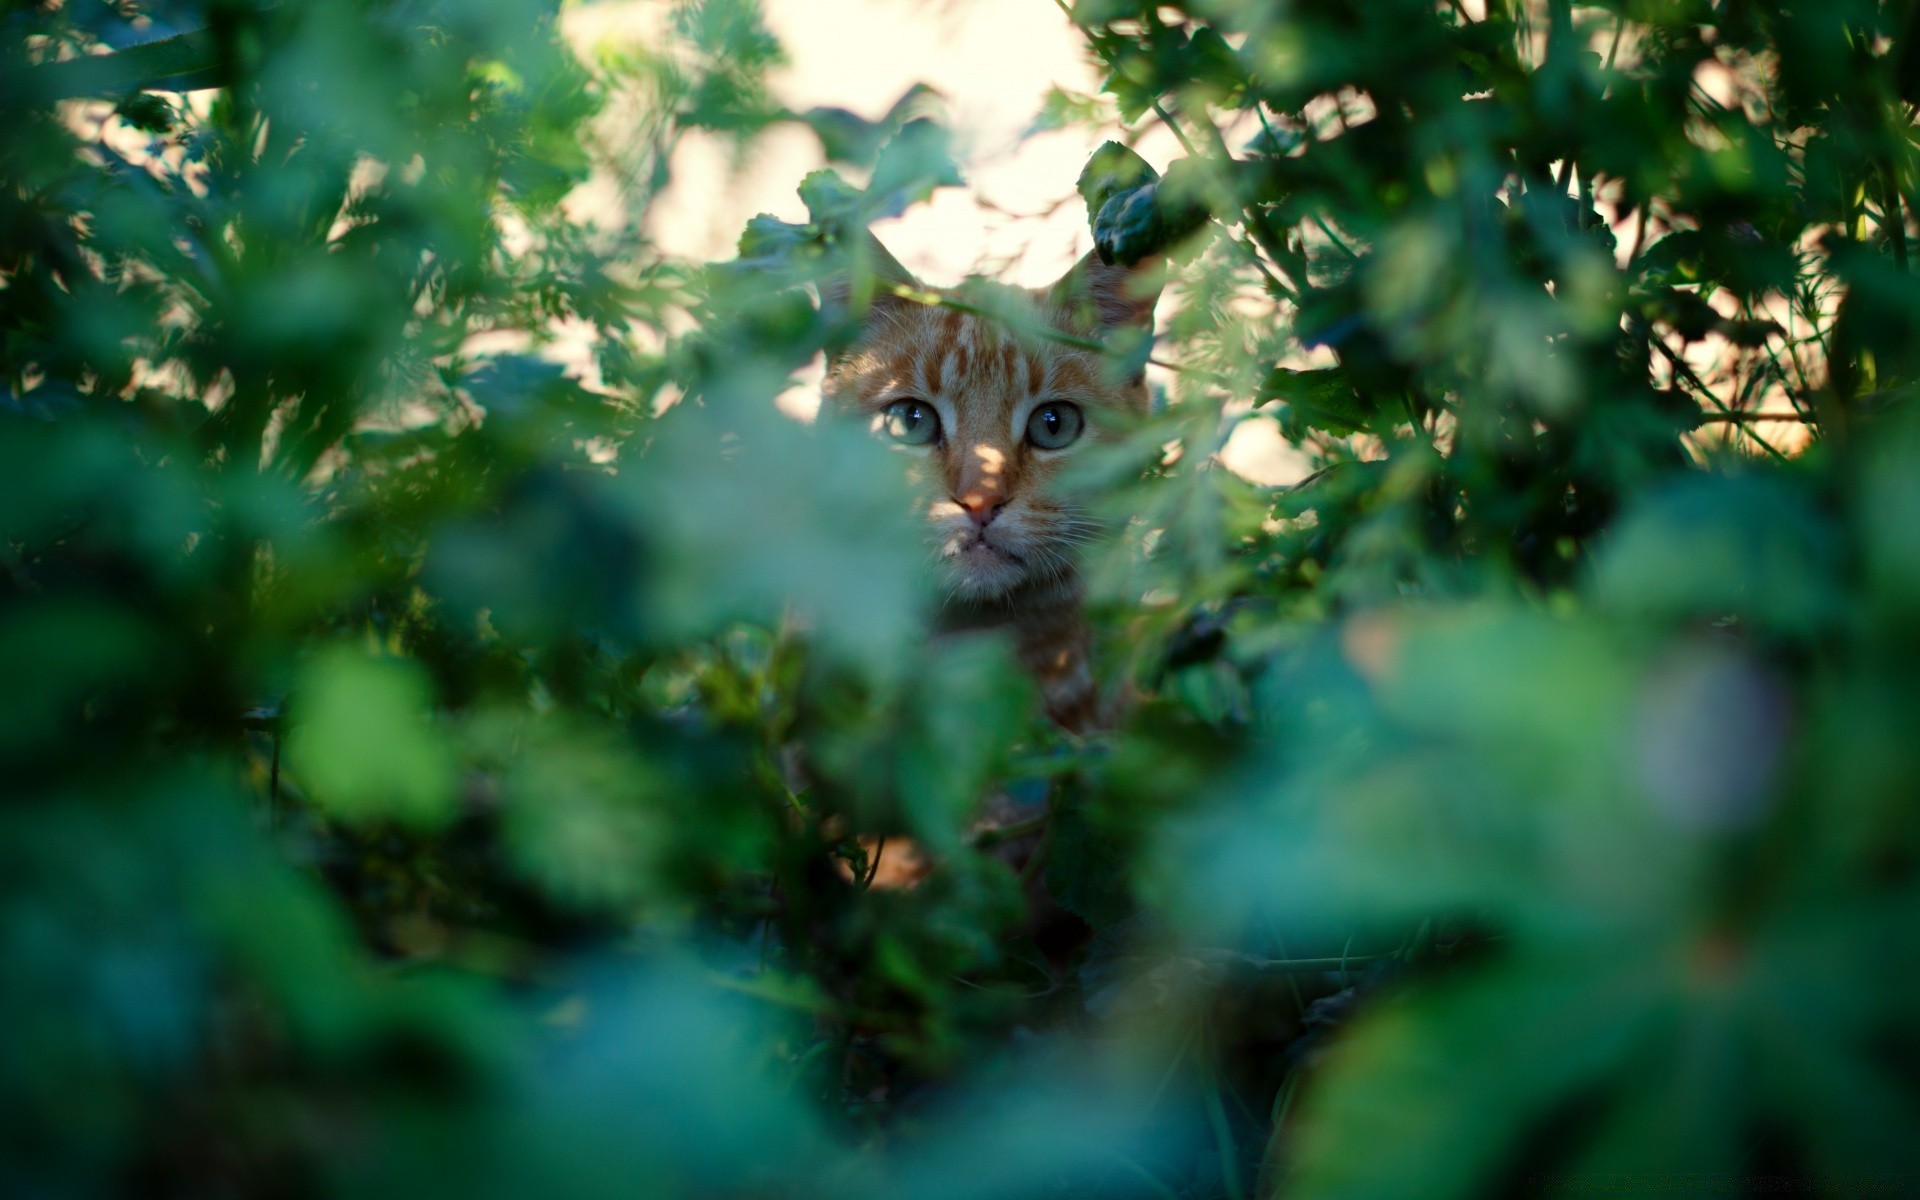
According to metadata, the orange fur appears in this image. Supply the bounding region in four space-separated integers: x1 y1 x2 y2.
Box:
821 248 1161 730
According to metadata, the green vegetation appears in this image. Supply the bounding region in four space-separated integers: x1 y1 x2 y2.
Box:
6 0 1920 1196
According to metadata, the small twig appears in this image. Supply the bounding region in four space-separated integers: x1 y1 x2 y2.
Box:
1603 13 1627 78
944 973 1059 1000
1310 211 1361 260
970 812 1050 846
1651 336 1791 462
1695 410 1816 423
1016 813 1056 887
1269 1068 1302 1130
1884 162 1909 270
1151 99 1202 158
1188 106 1302 298
1244 954 1385 975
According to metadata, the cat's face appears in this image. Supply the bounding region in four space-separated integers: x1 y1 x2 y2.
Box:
822 250 1160 601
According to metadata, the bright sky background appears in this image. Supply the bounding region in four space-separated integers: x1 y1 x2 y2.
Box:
563 0 1303 482
642 0 1121 284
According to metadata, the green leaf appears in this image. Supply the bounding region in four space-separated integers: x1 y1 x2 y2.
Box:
27 25 226 99
619 401 925 667
1258 367 1372 437
734 212 812 266
1089 157 1211 266
0 600 157 766
1076 140 1159 229
894 637 1034 851
496 719 665 910
1590 474 1843 635
798 84 939 166
286 649 456 829
866 117 963 219
1284 952 1664 1200
797 168 865 228
798 106 890 166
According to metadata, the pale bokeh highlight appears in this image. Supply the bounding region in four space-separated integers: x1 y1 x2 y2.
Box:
564 0 1304 482
643 0 1121 286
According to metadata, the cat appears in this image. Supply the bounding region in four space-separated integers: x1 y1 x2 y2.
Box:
820 237 1162 732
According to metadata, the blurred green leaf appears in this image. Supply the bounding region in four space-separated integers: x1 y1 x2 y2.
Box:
1285 951 1665 1200
620 401 925 665
495 718 666 910
287 649 457 828
1591 474 1842 635
0 599 157 766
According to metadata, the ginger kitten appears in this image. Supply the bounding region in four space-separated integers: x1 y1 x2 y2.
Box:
821 240 1162 731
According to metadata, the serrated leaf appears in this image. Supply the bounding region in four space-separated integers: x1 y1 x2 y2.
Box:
798 106 888 166
735 213 811 265
866 117 962 220
1076 140 1159 228
797 168 864 228
28 23 224 99
1259 367 1373 437
1183 26 1245 103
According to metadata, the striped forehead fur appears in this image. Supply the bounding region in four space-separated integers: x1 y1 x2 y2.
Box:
836 302 1129 414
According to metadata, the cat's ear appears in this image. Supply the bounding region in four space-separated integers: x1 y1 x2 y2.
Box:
1045 250 1164 333
818 231 918 326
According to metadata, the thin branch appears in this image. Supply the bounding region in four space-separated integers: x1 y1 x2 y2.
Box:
1151 99 1202 158
970 812 1049 846
859 834 887 889
1054 0 1299 303
1695 410 1817 423
1603 13 1627 77
1652 336 1791 462
1187 105 1302 298
1310 211 1361 261
1884 162 1909 270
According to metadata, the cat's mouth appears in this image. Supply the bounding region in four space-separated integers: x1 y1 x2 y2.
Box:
953 530 1022 563
940 527 1030 598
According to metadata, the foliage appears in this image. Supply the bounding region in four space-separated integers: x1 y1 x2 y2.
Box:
6 0 1920 1197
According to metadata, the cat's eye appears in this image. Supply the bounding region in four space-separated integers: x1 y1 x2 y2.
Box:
881 398 940 446
1025 401 1084 450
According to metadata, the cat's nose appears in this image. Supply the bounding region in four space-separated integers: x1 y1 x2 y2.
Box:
955 493 1006 528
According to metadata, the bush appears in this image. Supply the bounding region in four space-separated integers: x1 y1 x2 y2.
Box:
5 1 1919 1196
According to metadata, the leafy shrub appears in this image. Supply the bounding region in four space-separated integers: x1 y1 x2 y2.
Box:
5 1 1920 1197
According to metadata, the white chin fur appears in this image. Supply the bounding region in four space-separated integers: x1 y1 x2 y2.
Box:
947 561 1025 599
939 539 1027 598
